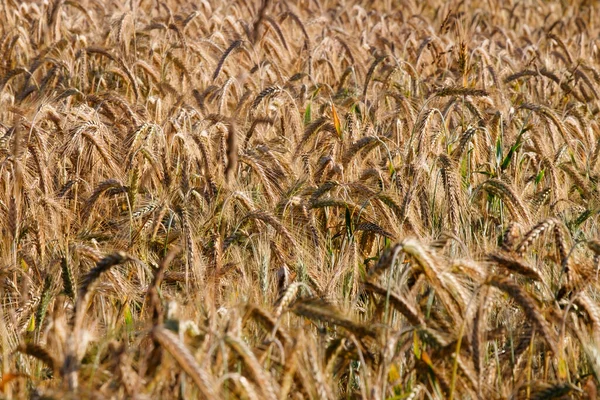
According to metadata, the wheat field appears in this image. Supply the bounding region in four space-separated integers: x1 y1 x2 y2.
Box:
1 0 600 398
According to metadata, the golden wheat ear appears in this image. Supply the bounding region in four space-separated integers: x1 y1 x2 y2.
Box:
16 343 58 376
244 304 292 346
475 179 531 224
146 247 180 325
224 334 278 400
273 281 313 318
438 154 462 232
152 325 219 398
59 252 135 391
75 252 132 327
500 222 521 251
213 39 243 81
362 280 423 326
487 276 558 355
487 251 542 281
514 218 558 255
367 243 404 278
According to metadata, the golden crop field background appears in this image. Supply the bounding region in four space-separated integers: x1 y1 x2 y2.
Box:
1 0 600 398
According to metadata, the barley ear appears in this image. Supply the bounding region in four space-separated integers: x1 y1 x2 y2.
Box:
153 325 219 398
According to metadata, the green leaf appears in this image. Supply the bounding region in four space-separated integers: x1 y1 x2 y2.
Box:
345 207 353 239
571 209 595 229
500 141 520 170
535 168 545 184
474 170 495 177
495 135 503 166
500 125 531 171
413 331 422 359
124 303 133 329
26 314 36 332
304 102 311 125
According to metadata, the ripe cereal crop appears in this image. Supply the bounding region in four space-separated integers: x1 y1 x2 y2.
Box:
1 0 600 399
